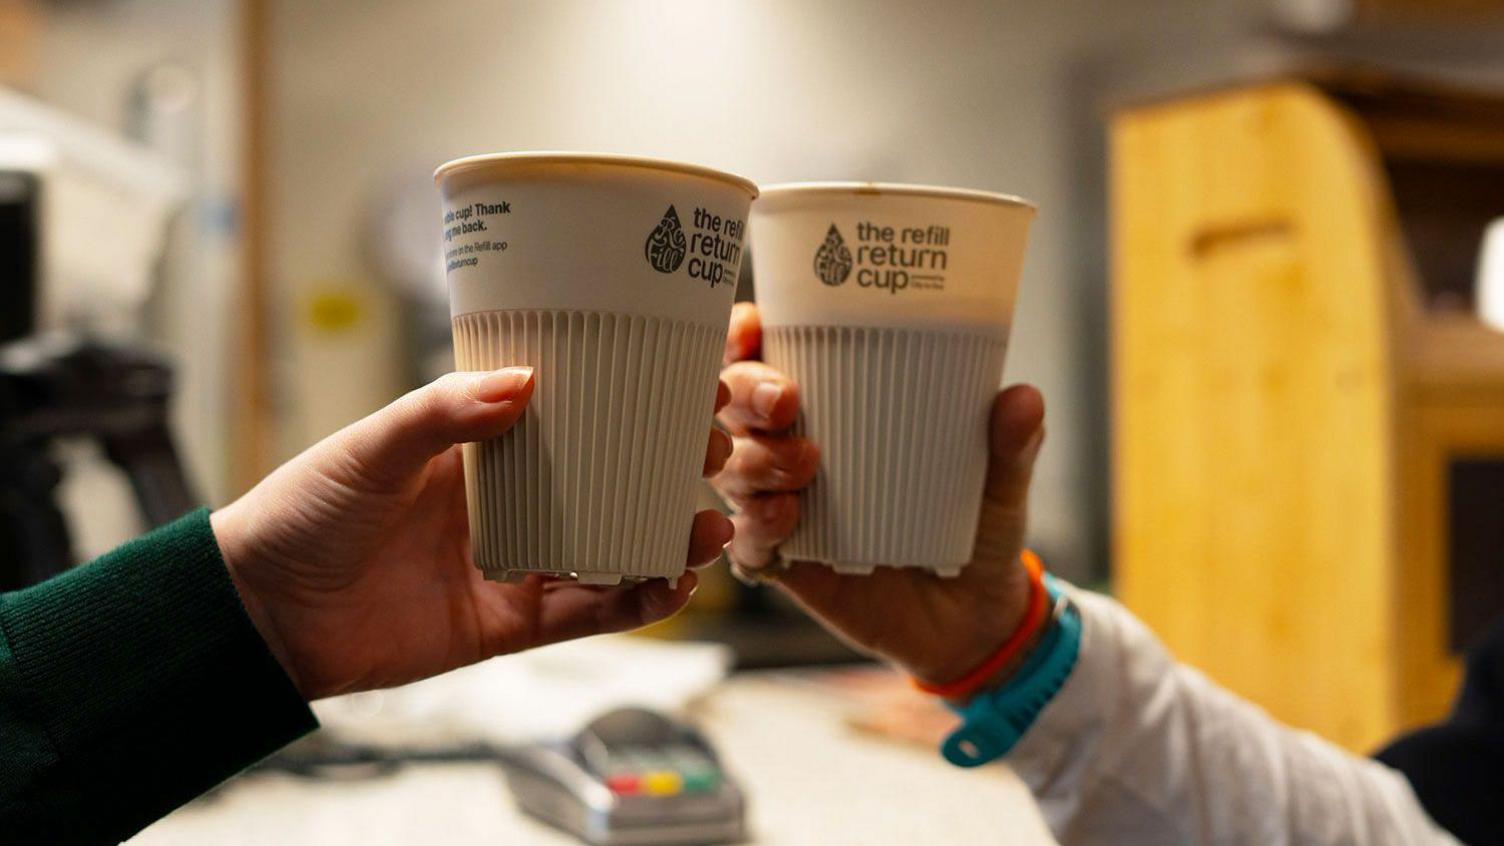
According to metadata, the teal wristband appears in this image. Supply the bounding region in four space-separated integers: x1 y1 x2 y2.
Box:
941 576 1082 768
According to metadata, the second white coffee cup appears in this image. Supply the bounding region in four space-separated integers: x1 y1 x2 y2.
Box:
436 152 756 585
750 182 1034 576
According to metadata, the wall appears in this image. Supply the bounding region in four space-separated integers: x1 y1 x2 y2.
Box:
19 0 242 555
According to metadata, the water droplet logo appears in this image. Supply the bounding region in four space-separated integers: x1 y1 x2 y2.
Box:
644 205 688 273
813 224 853 286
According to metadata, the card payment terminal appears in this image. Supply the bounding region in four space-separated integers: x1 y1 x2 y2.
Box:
498 707 746 845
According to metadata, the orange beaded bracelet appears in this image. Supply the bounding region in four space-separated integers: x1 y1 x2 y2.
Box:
913 551 1049 701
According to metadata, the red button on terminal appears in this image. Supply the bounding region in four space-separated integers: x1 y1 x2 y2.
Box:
606 775 641 795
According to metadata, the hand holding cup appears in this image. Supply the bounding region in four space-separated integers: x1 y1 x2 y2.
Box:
214 368 735 700
713 306 1045 690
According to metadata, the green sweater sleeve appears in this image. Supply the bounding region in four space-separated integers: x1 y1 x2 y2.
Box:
0 508 318 845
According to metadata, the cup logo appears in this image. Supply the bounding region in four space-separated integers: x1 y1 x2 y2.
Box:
820 221 951 295
813 224 854 286
644 205 688 273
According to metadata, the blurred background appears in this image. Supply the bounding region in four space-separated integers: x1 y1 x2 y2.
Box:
7 0 1504 842
13 0 1504 570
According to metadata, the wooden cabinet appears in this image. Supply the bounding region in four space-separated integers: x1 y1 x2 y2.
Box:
1112 76 1504 751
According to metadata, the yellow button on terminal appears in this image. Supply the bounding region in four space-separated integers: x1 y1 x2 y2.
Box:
643 771 683 796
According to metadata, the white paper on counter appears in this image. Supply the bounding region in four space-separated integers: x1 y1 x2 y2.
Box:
311 635 732 747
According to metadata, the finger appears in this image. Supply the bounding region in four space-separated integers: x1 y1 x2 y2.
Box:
704 428 733 477
529 572 700 646
337 367 534 484
713 434 819 499
724 301 762 364
983 384 1045 506
973 386 1043 570
726 493 800 569
717 361 799 433
715 379 731 414
686 509 734 568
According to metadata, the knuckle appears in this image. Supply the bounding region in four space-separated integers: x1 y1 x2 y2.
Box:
738 493 797 534
765 496 801 535
729 457 775 493
715 434 814 497
735 436 811 489
739 440 779 477
710 474 756 507
720 361 752 378
412 392 449 434
722 438 757 474
412 374 463 419
724 360 771 387
392 389 437 434
433 370 472 398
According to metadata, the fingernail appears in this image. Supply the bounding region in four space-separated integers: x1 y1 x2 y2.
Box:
751 382 783 419
471 367 533 403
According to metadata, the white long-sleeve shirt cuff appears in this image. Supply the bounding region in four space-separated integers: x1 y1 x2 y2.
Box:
1003 586 1458 845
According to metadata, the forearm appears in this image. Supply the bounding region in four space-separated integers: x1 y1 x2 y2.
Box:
0 509 317 845
1007 588 1456 846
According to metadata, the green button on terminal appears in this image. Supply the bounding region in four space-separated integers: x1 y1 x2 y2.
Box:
681 769 721 793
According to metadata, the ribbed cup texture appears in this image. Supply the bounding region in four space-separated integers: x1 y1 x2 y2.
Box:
453 310 725 584
762 326 1008 575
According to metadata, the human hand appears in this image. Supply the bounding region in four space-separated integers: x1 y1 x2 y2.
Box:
211 368 734 700
711 303 1044 690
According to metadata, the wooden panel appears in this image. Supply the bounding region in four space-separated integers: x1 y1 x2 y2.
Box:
233 0 275 493
1112 85 1400 750
0 0 38 88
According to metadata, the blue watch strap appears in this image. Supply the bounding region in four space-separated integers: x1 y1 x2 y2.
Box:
941 576 1082 768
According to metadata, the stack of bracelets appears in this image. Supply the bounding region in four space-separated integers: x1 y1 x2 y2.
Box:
913 551 1083 767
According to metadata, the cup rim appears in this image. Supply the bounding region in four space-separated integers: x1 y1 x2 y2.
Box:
434 151 759 198
756 181 1035 211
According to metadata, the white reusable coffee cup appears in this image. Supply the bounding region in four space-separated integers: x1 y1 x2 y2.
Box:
435 153 756 585
750 182 1034 577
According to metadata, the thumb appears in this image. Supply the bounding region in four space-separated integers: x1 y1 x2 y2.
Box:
339 367 534 483
983 384 1045 508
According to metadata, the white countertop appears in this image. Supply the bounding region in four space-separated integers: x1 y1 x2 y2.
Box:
132 670 1055 845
